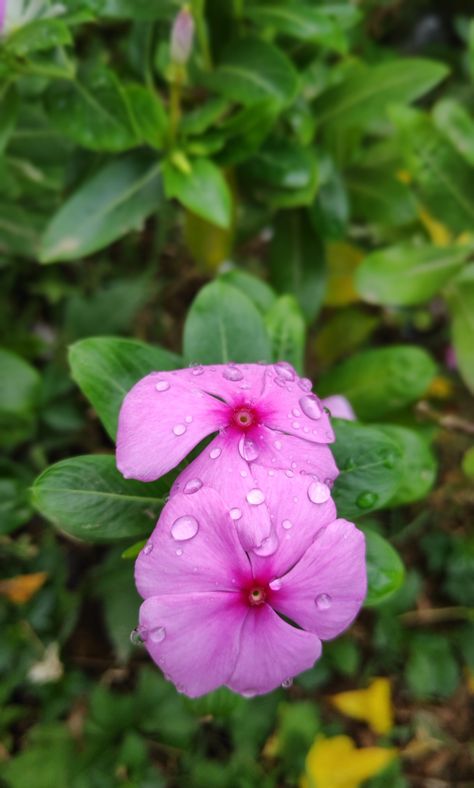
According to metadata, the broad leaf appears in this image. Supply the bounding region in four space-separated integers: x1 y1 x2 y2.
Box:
364 529 405 606
246 2 356 51
0 348 40 423
219 269 276 313
379 425 437 506
264 295 305 373
347 168 417 227
69 337 181 439
447 266 474 392
163 158 232 229
433 98 474 166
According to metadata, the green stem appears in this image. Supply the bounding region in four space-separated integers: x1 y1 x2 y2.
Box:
169 77 182 144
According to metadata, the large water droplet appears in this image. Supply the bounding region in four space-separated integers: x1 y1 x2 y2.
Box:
239 435 259 461
315 593 332 610
143 542 153 555
299 395 322 421
130 626 147 645
171 515 199 541
223 365 244 381
269 578 282 591
308 481 331 504
209 447 222 459
298 377 312 392
356 491 377 509
173 424 186 436
253 531 278 556
183 478 202 494
150 626 166 643
246 488 265 505
274 363 295 381
282 519 293 530
230 507 242 521
191 365 204 376
155 380 170 392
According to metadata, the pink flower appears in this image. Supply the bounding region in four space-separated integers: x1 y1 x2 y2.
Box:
170 6 195 65
323 395 356 421
134 484 366 697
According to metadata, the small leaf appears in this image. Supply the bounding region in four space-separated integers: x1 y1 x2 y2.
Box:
0 573 48 604
264 295 305 374
379 425 437 506
447 266 474 392
163 157 232 229
246 3 355 52
32 455 167 543
363 529 405 607
347 168 417 227
406 633 459 699
433 98 474 166
183 281 271 364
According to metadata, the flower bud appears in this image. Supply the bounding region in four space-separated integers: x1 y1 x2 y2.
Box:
170 6 195 66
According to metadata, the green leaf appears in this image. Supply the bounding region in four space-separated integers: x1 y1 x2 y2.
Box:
206 37 299 107
347 168 417 227
0 84 18 154
406 633 459 699
95 552 140 662
5 19 72 56
69 337 181 440
102 0 176 18
356 243 470 306
318 346 437 420
433 98 474 166
332 420 404 519
64 276 153 340
219 269 276 313
0 203 45 257
0 348 40 422
242 140 319 208
269 210 326 322
163 157 232 229
40 154 162 263
314 307 379 366
446 266 474 392
363 529 405 606
264 295 305 374
32 455 166 543
379 425 437 506
125 83 168 149
2 724 75 788
183 281 271 364
246 2 354 52
314 58 449 130
46 65 138 152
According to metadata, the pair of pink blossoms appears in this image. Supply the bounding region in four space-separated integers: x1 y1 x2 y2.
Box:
116 362 365 697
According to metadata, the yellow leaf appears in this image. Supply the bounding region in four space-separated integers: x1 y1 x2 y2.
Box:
0 572 48 604
425 375 454 400
325 242 364 307
302 735 397 788
328 677 393 735
418 208 452 247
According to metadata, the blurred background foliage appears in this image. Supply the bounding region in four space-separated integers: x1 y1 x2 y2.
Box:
1 0 474 785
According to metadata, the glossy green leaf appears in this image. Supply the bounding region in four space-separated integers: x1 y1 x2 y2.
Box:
163 158 232 229
125 83 169 149
46 65 138 152
363 529 405 606
206 37 299 107
0 348 40 421
264 295 305 374
40 154 162 263
5 18 72 56
32 455 167 543
347 168 417 227
269 210 326 322
69 337 181 439
378 425 437 506
319 346 437 420
447 265 474 392
314 58 448 130
219 269 276 313
246 2 351 51
356 243 470 306
243 140 319 208
0 84 18 154
433 98 474 166
332 420 404 519
183 281 271 364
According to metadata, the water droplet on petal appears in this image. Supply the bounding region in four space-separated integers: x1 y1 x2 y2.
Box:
183 478 202 494
130 626 147 645
282 519 293 530
191 365 204 376
308 481 331 504
299 395 322 421
246 488 265 505
238 435 259 461
292 408 301 417
292 421 300 429
185 415 193 423
155 380 170 392
223 365 244 381
171 515 199 541
274 363 295 381
210 447 222 459
150 626 166 643
176 548 183 556
298 377 312 392
240 469 247 478
173 424 186 436
285 469 294 478
230 508 242 521
274 440 282 450
143 542 153 555
281 677 293 689
315 593 332 610
253 531 278 556
269 578 282 591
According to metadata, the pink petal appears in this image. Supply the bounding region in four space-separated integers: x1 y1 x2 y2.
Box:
248 466 337 580
226 604 322 696
116 370 228 481
251 425 339 479
135 487 250 599
322 395 356 421
170 432 273 551
259 366 335 444
175 363 267 402
139 592 247 697
272 519 367 641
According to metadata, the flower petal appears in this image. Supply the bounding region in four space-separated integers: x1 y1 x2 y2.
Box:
226 604 322 696
116 370 228 481
251 426 339 479
171 432 273 551
177 363 267 403
271 519 366 640
139 592 246 697
322 395 356 421
259 367 335 444
135 487 250 599
247 466 337 580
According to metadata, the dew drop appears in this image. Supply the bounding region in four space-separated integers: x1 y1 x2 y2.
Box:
274 440 282 450
155 380 170 392
143 542 153 555
191 365 204 376
210 447 222 459
269 578 282 591
308 481 331 504
185 415 193 424
173 424 186 436
292 408 301 417
356 491 377 509
239 435 259 462
285 469 294 478
230 507 242 521
223 365 244 381
150 626 166 643
183 478 202 494
171 515 199 541
130 626 147 645
281 677 293 689
246 488 265 505
292 421 300 429
299 394 322 421
298 377 312 392
240 469 248 478
274 363 295 381
282 519 293 530
315 593 332 610
253 531 278 556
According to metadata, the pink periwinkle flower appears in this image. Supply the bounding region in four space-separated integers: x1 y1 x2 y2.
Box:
117 363 339 548
170 6 195 65
134 484 366 697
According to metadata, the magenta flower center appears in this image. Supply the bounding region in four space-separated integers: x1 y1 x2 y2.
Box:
232 406 257 431
247 584 267 606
